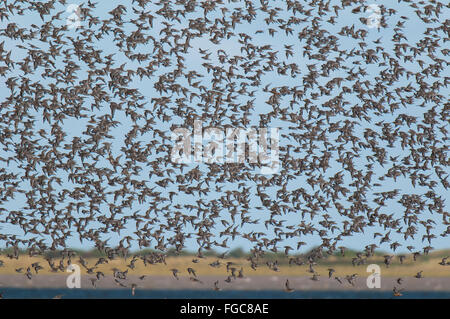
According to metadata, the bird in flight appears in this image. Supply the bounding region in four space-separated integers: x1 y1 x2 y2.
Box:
284 279 295 293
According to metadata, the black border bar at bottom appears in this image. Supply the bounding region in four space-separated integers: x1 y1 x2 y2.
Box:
0 299 447 318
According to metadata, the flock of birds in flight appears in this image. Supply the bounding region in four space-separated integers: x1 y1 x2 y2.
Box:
0 0 449 298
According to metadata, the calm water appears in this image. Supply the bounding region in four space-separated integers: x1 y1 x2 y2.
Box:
0 289 449 299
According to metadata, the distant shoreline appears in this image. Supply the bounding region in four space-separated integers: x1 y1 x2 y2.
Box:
1 274 449 291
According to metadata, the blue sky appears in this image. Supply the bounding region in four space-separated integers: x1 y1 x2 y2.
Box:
0 0 448 254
